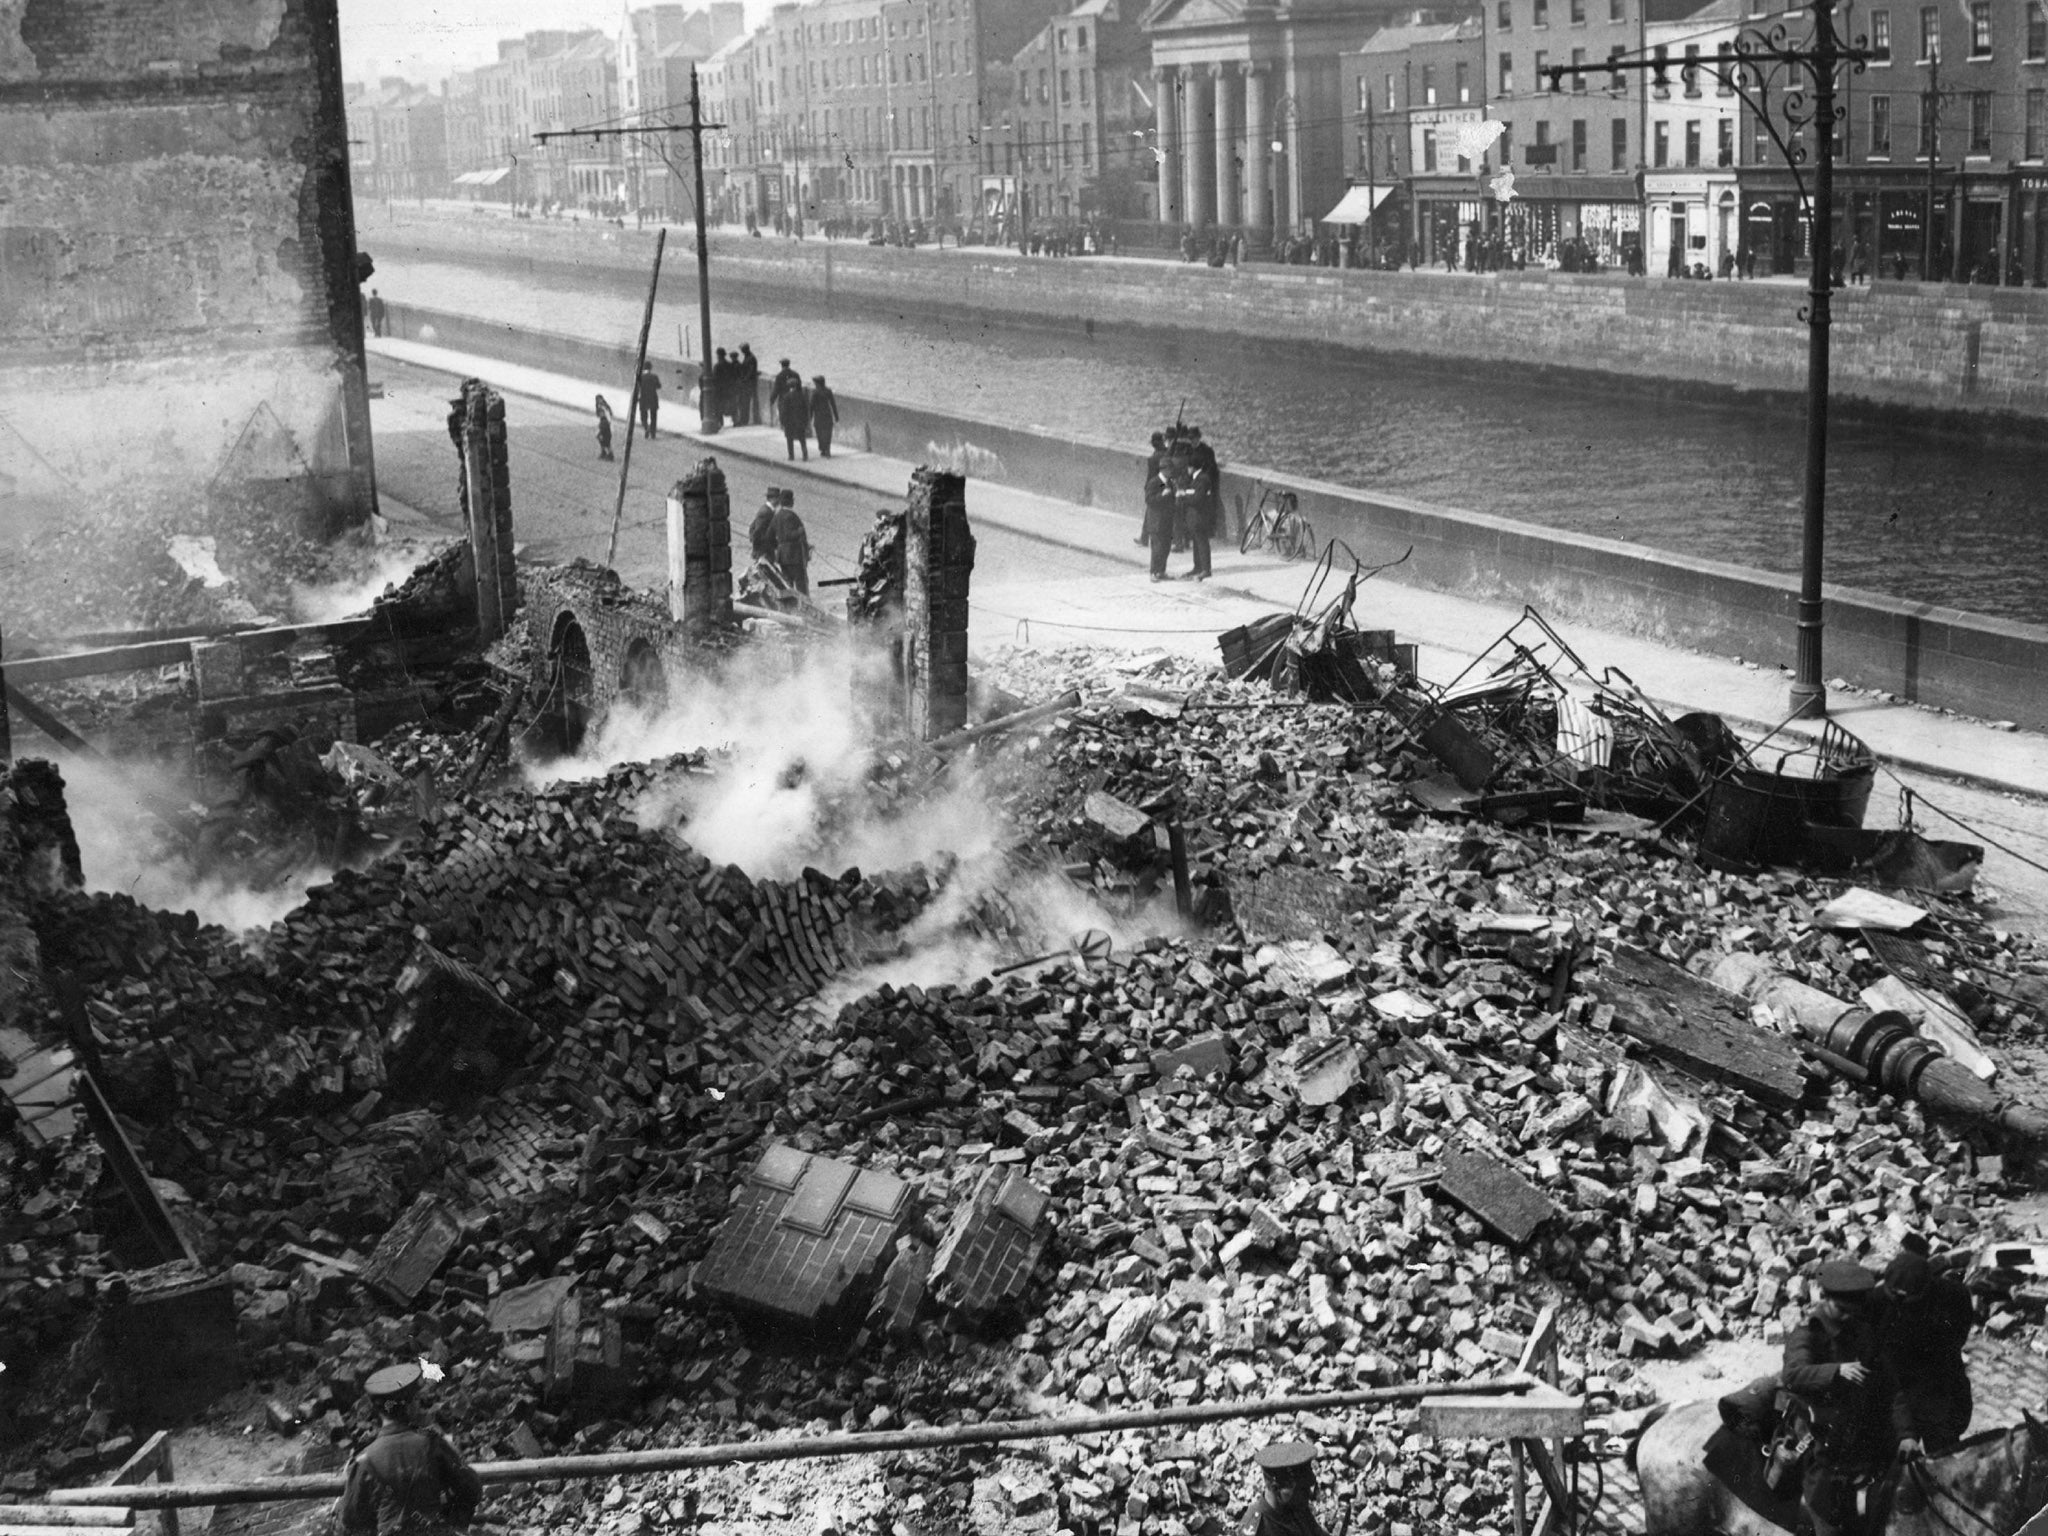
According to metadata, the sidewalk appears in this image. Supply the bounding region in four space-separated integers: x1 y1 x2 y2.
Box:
368 334 2048 805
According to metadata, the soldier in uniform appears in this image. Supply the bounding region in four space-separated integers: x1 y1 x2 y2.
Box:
335 1362 482 1536
1240 1440 1327 1536
1781 1259 1899 1536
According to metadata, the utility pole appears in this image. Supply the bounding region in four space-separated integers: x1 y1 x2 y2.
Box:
1364 93 1378 263
1922 49 1945 279
1546 0 1873 718
539 69 727 434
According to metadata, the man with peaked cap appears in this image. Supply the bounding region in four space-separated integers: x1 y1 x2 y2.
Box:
336 1362 482 1536
1238 1440 1326 1536
749 487 782 563
1875 1233 1976 1456
1782 1259 1898 1536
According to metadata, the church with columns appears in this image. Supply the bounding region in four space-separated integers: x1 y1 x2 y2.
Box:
1143 0 1442 241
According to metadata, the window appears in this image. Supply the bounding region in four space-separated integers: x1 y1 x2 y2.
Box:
1500 52 1514 92
1685 118 1701 165
1499 0 1512 28
1572 47 1587 89
1060 69 1070 103
1571 0 1586 20
1919 7 1939 60
1684 44 1701 96
1534 0 1548 25
1871 9 1892 60
1653 44 1670 98
1359 77 1371 110
1718 117 1734 164
1534 118 1551 142
1571 117 1587 167
1970 0 1991 54
2031 2 2048 58
1607 44 1626 89
1079 70 1089 105
1535 48 1549 86
1717 43 1735 93
1871 93 1893 153
1969 89 1991 152
1653 118 1670 165
1457 61 1471 102
1611 0 1626 21
2029 88 2046 156
1077 25 1088 47
1424 64 1437 104
1386 72 1396 111
1423 128 1439 170
1038 67 1048 102
1500 121 1515 162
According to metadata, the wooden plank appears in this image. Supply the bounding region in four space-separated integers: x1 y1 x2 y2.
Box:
1418 1393 1585 1441
108 1433 171 1488
360 1195 461 1305
1438 1149 1558 1248
1590 944 1812 1110
4 640 196 686
0 1510 133 1528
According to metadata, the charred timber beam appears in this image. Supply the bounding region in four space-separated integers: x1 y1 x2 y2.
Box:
6 620 374 686
1587 945 1813 1109
928 689 1084 755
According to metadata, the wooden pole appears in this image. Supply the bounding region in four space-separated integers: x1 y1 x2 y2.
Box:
605 227 667 573
927 688 1083 754
50 1377 1534 1509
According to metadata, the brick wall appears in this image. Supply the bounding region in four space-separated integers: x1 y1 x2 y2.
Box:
523 564 701 738
0 0 372 528
382 209 2048 429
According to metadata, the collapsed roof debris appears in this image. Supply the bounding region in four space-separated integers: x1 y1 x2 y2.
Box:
2 506 2048 1536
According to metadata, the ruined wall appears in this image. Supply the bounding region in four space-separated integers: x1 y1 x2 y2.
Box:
0 0 371 527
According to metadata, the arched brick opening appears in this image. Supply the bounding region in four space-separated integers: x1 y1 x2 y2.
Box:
620 637 668 715
547 610 596 753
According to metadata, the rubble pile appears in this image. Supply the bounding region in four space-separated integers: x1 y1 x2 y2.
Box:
3 637 2048 1536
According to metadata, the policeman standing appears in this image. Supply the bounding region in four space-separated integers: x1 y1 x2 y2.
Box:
336 1362 483 1536
1240 1440 1328 1536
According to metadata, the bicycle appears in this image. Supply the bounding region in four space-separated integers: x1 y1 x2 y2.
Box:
1237 484 1318 561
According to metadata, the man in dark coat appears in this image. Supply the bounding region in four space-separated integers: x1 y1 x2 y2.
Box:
711 348 735 426
770 489 811 594
634 363 661 439
1876 1236 1975 1456
738 344 761 424
1147 439 1181 583
366 290 387 338
1188 427 1219 581
771 361 809 460
1138 431 1165 546
748 488 781 563
809 375 839 458
1782 1259 1900 1536
336 1362 481 1536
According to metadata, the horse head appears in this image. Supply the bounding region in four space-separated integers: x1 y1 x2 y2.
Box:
1903 1414 2048 1536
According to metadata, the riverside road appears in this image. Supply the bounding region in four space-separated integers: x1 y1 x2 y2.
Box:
374 237 2048 625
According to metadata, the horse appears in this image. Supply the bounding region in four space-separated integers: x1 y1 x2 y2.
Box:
1636 1398 2048 1536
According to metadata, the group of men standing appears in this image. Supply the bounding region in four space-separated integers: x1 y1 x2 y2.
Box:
1780 1239 1976 1536
766 359 839 461
1140 424 1220 583
746 486 812 598
707 344 762 428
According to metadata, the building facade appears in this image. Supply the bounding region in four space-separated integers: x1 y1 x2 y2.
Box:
998 0 1154 229
1740 0 2047 282
348 78 450 204
1349 21 1488 264
701 34 766 222
1641 0 1741 276
1142 0 1405 242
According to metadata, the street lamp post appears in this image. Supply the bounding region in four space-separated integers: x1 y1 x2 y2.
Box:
1546 0 1871 718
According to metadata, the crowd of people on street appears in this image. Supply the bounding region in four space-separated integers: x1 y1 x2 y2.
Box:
595 349 838 461
1139 422 1221 584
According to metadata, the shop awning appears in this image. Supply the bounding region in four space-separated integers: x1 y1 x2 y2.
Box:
476 167 511 186
1322 184 1394 224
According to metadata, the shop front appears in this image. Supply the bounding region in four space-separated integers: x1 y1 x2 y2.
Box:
2021 174 2048 287
1644 172 1738 278
1500 175 1641 270
1741 168 1946 280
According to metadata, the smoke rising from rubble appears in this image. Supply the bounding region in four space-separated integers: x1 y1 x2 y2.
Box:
289 535 432 624
535 639 1006 879
55 753 332 937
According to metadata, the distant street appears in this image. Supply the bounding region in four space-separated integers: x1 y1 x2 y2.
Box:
367 357 1131 598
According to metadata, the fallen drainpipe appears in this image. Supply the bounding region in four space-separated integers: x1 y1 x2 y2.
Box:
1706 953 2048 1140
49 1375 1536 1509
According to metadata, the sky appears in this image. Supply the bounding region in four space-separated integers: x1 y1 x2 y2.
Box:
339 0 777 85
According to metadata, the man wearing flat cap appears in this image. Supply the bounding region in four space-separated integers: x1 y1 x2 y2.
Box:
1875 1233 1976 1457
1239 1440 1327 1536
1782 1260 1898 1536
336 1362 482 1536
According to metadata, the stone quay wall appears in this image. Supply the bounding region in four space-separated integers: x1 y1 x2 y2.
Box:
377 211 2048 430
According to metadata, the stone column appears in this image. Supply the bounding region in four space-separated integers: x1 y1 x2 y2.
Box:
668 458 732 632
1245 66 1272 233
903 467 973 741
1155 69 1182 223
1213 65 1237 229
1180 69 1207 227
1283 66 1305 236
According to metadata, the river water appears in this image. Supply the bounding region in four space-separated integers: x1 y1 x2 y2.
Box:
383 252 2048 624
